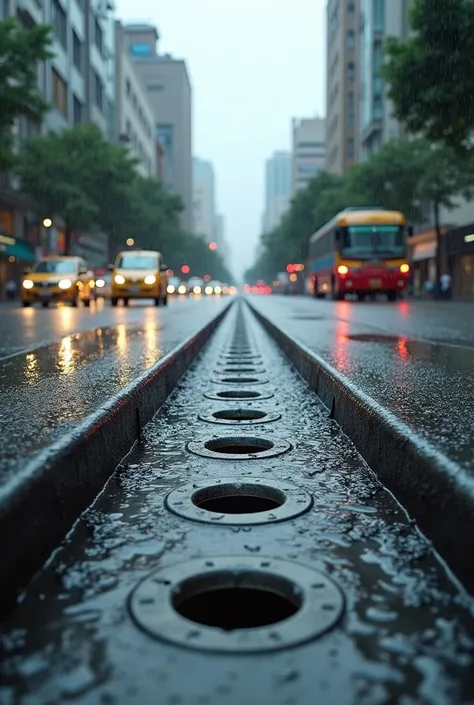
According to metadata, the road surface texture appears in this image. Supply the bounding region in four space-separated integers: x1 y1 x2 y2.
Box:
248 295 474 473
0 296 229 484
1 302 473 704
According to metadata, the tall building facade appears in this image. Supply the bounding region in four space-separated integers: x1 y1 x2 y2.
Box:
193 158 215 242
292 117 326 195
262 151 291 232
358 0 413 160
123 24 193 232
325 0 358 174
115 21 156 177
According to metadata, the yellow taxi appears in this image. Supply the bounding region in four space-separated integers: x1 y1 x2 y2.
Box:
111 249 169 306
21 256 94 308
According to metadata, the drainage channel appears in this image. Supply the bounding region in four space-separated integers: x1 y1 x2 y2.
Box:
1 301 474 704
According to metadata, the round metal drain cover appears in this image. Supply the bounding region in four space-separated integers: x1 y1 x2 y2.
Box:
212 376 269 386
199 409 281 425
129 556 344 653
165 477 312 525
215 367 266 375
204 389 275 401
186 435 291 460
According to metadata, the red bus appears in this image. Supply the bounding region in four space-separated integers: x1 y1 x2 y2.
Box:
307 207 412 301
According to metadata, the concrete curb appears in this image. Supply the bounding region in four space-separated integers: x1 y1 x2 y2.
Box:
0 301 234 614
247 299 474 593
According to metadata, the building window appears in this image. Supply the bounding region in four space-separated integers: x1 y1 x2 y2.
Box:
347 138 354 157
147 83 164 91
51 0 67 49
52 68 68 118
374 0 384 31
73 95 82 124
348 1 355 10
126 79 131 96
346 30 355 50
94 18 103 54
347 62 355 80
130 43 152 55
72 31 82 72
93 70 103 110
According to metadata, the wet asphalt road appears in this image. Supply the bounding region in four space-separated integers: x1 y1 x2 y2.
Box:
248 295 474 472
2 303 474 704
0 296 229 485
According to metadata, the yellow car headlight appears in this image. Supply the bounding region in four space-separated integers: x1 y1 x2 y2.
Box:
95 279 105 288
193 286 201 295
22 279 34 289
178 285 187 294
58 279 72 289
214 286 222 294
114 275 125 285
144 275 156 285
204 286 213 295
167 285 175 294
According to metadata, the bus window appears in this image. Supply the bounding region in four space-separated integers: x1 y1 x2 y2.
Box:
341 225 405 259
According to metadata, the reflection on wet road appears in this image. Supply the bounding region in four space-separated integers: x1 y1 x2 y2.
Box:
249 296 474 471
0 297 228 485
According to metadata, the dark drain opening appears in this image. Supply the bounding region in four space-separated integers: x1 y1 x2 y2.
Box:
216 390 261 399
204 437 274 455
213 409 267 421
221 368 263 374
220 377 259 384
172 573 301 630
192 481 285 514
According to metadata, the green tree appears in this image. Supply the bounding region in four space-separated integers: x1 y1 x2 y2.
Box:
383 0 474 151
416 141 474 285
17 124 140 254
0 18 53 169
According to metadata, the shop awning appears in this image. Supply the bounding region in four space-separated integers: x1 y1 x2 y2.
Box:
0 233 35 262
412 242 437 262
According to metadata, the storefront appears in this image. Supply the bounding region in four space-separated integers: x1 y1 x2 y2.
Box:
445 223 474 299
408 227 448 296
0 233 36 299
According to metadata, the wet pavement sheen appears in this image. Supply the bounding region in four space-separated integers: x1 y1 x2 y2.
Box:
248 296 474 472
1 303 473 704
0 297 228 485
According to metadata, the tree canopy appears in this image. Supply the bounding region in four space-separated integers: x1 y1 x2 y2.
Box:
0 18 53 169
383 0 474 152
17 123 234 281
245 139 474 284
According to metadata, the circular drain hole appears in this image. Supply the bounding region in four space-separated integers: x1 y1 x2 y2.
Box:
186 435 291 459
212 376 268 385
165 477 312 525
218 367 266 374
204 389 275 401
199 409 281 425
129 556 344 653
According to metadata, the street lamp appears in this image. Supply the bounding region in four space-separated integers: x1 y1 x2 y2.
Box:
126 238 135 247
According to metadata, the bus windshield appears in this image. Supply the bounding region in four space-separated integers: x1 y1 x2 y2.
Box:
117 254 158 270
341 225 405 259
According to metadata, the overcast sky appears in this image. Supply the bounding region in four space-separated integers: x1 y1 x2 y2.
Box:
117 0 327 278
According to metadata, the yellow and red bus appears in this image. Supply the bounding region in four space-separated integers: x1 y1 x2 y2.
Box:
307 207 412 301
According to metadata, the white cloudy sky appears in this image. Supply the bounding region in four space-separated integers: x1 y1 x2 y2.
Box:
117 0 327 278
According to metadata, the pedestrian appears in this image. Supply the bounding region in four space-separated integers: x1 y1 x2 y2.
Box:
5 279 17 301
440 272 452 300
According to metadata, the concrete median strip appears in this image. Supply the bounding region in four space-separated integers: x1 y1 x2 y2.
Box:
247 299 474 593
0 300 234 615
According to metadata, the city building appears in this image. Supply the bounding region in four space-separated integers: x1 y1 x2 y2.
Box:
325 0 358 174
358 0 413 160
291 117 326 195
214 213 230 262
193 158 215 242
262 151 291 232
114 21 156 178
123 24 193 232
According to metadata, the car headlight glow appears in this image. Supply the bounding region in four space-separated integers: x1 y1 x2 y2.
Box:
214 286 222 294
58 279 72 289
22 279 34 289
89 279 95 287
167 285 175 294
114 275 125 285
204 286 213 295
144 274 156 285
193 286 201 295
178 285 187 294
95 279 105 288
